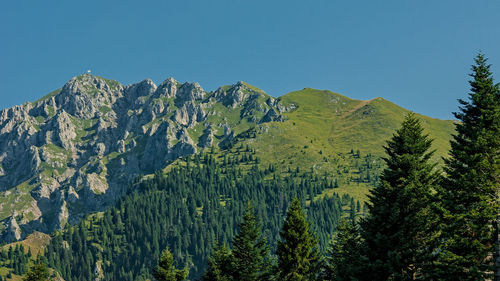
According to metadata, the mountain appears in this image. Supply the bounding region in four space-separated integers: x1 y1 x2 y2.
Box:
0 74 455 242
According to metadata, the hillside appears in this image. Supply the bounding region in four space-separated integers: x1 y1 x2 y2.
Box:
0 74 455 243
252 88 454 166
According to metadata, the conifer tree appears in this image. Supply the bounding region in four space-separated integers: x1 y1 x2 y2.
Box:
322 218 363 281
231 204 273 281
435 53 500 280
22 258 49 281
276 198 320 281
360 113 439 280
153 247 188 281
201 243 233 281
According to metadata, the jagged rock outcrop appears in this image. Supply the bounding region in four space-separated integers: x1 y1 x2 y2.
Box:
175 82 205 106
155 78 179 98
124 79 157 102
198 127 214 148
0 74 287 241
52 111 77 150
172 102 206 127
215 81 249 108
260 108 283 123
4 214 21 242
55 75 124 119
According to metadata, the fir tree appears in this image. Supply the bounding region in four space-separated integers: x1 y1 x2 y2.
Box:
231 204 273 281
360 113 439 280
435 53 500 280
153 247 189 281
22 258 49 281
276 198 320 281
201 243 233 281
322 218 363 281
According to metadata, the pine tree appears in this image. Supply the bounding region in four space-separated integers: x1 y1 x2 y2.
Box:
231 204 273 281
435 53 500 280
201 243 233 281
360 113 439 281
153 247 189 281
22 258 49 281
322 218 363 281
276 198 320 281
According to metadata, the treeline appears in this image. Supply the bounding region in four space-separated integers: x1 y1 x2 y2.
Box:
44 151 360 280
218 139 383 190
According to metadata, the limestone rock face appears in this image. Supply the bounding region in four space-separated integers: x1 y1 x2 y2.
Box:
52 111 77 150
4 214 21 242
55 74 124 119
175 82 205 105
260 108 283 123
0 75 285 241
172 102 206 127
124 79 157 102
214 81 249 108
198 127 214 148
155 78 179 98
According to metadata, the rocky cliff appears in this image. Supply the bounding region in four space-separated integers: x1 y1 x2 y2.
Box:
0 74 290 241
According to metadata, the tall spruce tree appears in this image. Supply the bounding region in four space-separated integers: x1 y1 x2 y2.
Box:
322 218 363 281
435 53 500 280
153 247 189 281
276 198 320 281
231 204 273 281
360 113 439 281
201 243 233 281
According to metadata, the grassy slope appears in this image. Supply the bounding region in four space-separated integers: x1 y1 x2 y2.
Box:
245 88 454 172
237 88 455 203
285 88 454 158
1 231 51 255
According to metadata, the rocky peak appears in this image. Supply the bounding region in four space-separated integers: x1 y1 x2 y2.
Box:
214 81 268 108
155 77 179 98
55 74 124 118
61 74 122 97
124 79 157 102
155 78 206 107
0 103 34 129
172 82 205 108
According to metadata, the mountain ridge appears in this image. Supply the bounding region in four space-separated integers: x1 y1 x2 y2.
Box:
0 74 455 242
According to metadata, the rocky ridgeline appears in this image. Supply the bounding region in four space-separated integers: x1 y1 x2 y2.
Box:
0 74 293 242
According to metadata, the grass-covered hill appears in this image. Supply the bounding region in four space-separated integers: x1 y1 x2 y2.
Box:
251 88 454 168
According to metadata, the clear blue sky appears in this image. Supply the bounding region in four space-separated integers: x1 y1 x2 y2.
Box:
1 0 499 119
